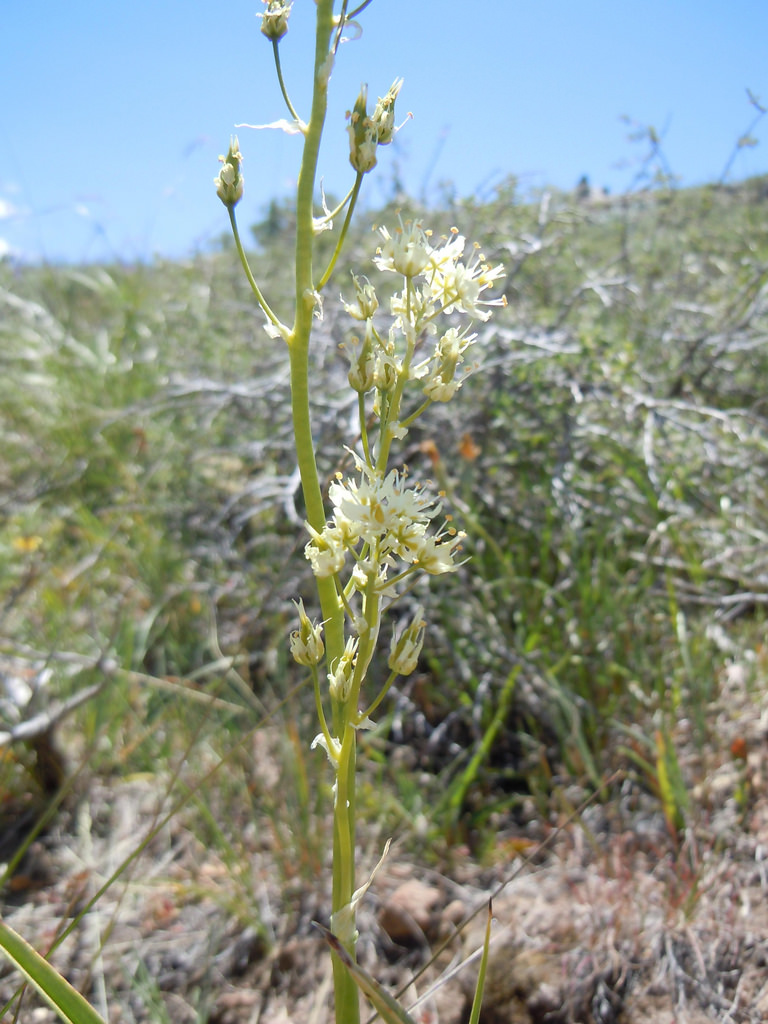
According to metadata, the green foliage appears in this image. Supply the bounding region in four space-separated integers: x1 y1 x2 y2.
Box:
362 173 768 839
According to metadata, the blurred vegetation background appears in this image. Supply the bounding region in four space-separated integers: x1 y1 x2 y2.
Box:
1 172 767 875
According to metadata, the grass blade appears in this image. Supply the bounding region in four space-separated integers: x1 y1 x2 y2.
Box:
318 925 419 1024
467 900 493 1024
0 919 107 1024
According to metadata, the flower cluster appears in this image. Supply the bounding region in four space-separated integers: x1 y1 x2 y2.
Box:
304 454 465 589
339 219 505 412
293 217 504 701
373 219 506 321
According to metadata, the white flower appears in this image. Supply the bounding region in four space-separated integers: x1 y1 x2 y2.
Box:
346 79 405 177
350 562 370 592
383 422 409 447
373 349 400 392
428 228 466 271
435 326 464 366
374 217 431 277
328 460 436 553
304 452 467 589
411 527 466 574
431 245 506 320
372 218 504 319
304 522 346 578
389 282 436 326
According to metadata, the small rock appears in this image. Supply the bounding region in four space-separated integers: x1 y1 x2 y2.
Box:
379 879 441 945
441 898 467 932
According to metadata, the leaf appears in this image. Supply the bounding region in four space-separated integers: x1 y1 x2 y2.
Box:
0 919 108 1024
655 728 688 833
235 117 307 135
330 838 391 946
318 924 419 1024
467 901 493 1024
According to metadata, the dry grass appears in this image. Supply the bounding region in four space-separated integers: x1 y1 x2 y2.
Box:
2 644 766 1023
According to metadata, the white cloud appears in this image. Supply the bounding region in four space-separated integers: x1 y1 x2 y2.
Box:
0 237 10 258
0 198 17 220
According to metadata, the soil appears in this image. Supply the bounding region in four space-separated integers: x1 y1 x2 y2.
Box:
2 648 767 1024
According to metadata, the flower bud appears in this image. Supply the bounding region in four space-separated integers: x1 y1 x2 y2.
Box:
289 599 324 667
374 350 400 393
435 327 462 377
344 328 376 393
423 375 459 403
259 0 292 41
388 606 426 676
342 273 379 321
328 637 358 703
371 78 403 146
215 137 244 207
422 327 475 402
346 85 378 174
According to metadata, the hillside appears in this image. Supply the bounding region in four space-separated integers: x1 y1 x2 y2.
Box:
1 175 768 1022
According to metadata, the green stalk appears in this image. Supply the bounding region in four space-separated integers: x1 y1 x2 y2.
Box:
227 207 284 332
271 39 301 124
288 0 345 699
288 3 360 1020
317 172 364 289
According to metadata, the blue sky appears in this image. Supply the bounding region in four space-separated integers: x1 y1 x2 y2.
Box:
1 1 766 263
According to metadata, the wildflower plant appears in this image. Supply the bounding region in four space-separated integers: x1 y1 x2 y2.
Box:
216 3 505 1021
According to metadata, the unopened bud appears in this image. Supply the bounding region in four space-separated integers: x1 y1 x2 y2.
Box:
435 327 462 377
371 78 403 146
423 327 474 402
215 137 244 207
344 328 376 393
328 637 358 702
374 350 400 393
289 599 324 667
343 273 379 321
259 0 292 41
388 605 426 676
346 85 377 174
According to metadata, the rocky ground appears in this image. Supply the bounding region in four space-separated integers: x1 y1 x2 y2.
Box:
2 646 767 1024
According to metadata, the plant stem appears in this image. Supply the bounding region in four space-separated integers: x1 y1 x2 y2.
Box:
228 208 284 333
289 3 360 1020
317 172 364 289
271 39 301 124
289 0 345 688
